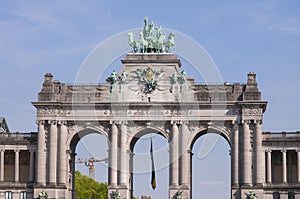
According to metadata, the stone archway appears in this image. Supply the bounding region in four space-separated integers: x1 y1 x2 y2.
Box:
129 128 170 199
189 128 231 199
68 126 110 199
32 53 267 199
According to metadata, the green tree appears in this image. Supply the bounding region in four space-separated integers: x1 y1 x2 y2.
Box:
75 170 108 199
75 170 138 199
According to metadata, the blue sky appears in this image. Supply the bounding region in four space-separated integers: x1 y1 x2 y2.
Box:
1 1 300 198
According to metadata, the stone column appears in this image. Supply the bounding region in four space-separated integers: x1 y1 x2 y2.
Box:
170 121 179 187
297 150 300 183
0 150 4 182
58 121 68 185
36 120 46 185
254 120 263 185
29 149 35 182
109 121 118 187
242 120 252 186
231 122 239 186
120 122 128 186
49 120 58 185
282 150 287 183
180 122 189 187
14 149 19 182
266 150 272 183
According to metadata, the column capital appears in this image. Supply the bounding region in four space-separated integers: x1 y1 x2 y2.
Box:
171 120 181 125
49 120 57 125
266 149 272 153
232 120 240 125
58 120 67 125
29 149 35 153
110 120 117 125
241 120 251 125
14 149 20 153
36 120 45 125
281 149 287 153
254 120 263 125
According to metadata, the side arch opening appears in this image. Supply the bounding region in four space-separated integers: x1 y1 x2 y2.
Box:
190 129 231 199
69 128 109 199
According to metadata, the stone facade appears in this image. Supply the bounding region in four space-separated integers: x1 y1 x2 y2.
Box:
0 53 299 199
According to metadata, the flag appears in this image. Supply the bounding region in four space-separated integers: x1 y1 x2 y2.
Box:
150 138 156 190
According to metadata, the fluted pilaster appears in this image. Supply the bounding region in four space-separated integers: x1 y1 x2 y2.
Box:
49 120 58 185
109 121 118 187
179 122 189 186
14 149 19 182
231 122 239 186
29 149 35 182
254 120 263 185
120 122 128 186
282 150 287 183
242 120 251 186
36 120 46 185
170 121 179 187
58 121 68 185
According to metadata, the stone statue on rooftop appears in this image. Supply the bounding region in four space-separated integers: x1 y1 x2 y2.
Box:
128 32 139 53
164 32 176 52
171 70 178 84
180 69 187 83
127 17 175 53
110 70 117 85
120 71 127 84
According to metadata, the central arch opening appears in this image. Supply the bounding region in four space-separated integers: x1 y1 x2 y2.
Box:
191 132 231 199
130 130 169 199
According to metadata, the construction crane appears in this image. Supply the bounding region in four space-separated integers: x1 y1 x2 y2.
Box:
76 157 108 179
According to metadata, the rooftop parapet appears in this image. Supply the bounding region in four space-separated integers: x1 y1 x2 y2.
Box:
36 54 263 103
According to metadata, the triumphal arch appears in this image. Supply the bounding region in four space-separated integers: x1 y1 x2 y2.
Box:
31 19 300 199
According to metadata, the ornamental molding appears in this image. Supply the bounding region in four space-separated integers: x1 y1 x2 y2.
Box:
37 107 71 117
242 107 263 115
104 107 192 117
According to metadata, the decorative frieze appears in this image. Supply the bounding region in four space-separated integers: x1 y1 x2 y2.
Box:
104 108 192 117
242 107 263 116
37 108 71 117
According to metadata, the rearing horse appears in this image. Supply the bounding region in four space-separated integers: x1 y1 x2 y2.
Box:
164 32 176 52
139 31 148 53
128 32 139 53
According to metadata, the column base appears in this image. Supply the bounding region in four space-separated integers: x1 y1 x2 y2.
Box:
108 183 118 189
253 183 263 188
170 184 180 189
47 182 57 187
36 182 46 187
231 183 240 188
118 183 127 188
241 183 252 188
180 183 189 189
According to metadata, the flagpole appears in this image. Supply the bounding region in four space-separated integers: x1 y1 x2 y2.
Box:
150 137 156 190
